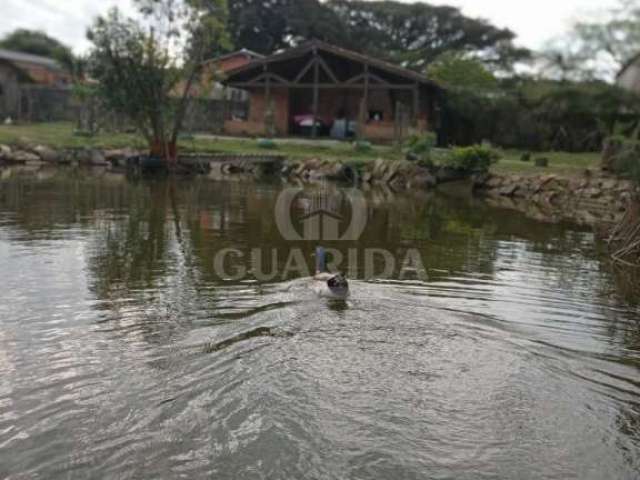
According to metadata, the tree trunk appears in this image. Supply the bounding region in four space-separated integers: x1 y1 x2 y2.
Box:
150 138 177 162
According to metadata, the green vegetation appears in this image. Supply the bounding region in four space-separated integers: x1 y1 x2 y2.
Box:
0 122 400 162
257 138 278 149
353 140 372 153
441 79 640 152
0 122 145 150
0 29 77 74
424 0 640 155
493 150 600 175
542 0 640 81
427 53 498 90
443 145 500 174
227 0 527 71
534 157 549 168
0 122 607 177
406 135 499 175
405 132 437 161
86 0 230 160
603 136 640 185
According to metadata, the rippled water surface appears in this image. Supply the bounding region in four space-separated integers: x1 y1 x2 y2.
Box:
1 166 640 479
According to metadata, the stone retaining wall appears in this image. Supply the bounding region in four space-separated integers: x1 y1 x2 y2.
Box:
473 172 639 226
3 141 639 228
281 157 440 190
0 143 140 167
0 143 286 173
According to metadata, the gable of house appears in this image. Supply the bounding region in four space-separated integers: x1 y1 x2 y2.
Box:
0 48 72 87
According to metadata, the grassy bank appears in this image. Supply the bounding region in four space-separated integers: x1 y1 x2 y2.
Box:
0 122 399 163
0 122 602 176
493 150 601 176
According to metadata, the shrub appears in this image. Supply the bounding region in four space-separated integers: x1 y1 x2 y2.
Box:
353 140 372 152
535 157 549 167
608 137 640 184
257 138 277 149
417 157 435 169
443 144 500 173
405 132 437 162
73 129 94 137
521 152 531 162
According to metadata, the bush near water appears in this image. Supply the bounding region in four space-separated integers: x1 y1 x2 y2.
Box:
603 135 640 185
444 145 501 174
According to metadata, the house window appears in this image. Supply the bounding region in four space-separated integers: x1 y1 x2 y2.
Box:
369 110 383 122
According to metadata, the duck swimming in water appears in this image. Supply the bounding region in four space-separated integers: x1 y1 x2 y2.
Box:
312 247 350 299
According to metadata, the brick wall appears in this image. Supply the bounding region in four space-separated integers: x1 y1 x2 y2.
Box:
224 119 265 136
224 86 431 140
13 62 71 87
247 88 290 135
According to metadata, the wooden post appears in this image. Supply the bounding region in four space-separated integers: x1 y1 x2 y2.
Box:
412 83 419 128
264 64 271 137
357 97 366 141
361 63 369 140
363 63 369 109
17 88 22 122
311 49 319 138
264 64 271 105
343 90 350 140
394 100 401 148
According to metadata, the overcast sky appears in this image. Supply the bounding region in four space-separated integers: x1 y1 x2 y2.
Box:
0 0 617 54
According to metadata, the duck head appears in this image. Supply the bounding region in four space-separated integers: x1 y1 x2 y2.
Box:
326 273 349 298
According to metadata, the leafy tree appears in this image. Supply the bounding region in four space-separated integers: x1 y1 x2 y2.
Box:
227 0 291 54
537 44 592 82
286 0 350 47
575 0 640 79
440 78 640 151
326 0 530 72
227 0 347 54
542 0 640 81
427 53 498 90
86 0 230 162
226 0 526 72
0 29 76 73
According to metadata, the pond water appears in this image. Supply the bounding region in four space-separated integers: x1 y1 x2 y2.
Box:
1 166 639 479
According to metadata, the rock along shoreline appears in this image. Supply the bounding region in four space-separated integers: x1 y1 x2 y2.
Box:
2 142 638 229
473 172 639 227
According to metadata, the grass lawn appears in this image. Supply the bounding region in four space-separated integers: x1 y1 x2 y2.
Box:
493 150 601 176
0 122 400 163
0 122 602 177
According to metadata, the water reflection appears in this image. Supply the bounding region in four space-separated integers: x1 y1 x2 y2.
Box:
0 165 639 478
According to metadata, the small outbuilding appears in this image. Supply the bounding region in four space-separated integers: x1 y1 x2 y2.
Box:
221 40 443 142
0 49 71 87
0 49 72 121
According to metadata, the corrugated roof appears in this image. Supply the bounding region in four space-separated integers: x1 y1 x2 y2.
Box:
0 48 63 71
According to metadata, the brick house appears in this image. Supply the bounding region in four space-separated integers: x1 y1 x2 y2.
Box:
221 40 443 142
